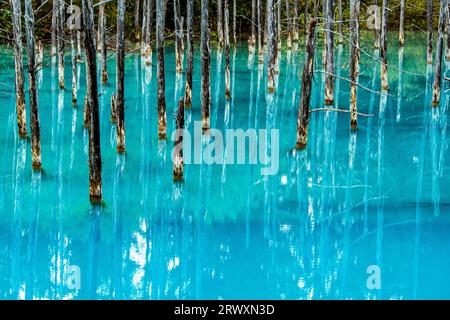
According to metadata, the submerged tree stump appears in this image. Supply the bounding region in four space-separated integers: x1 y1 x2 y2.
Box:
296 18 317 150
10 0 27 138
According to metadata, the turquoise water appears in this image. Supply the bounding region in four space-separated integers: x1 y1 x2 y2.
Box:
0 32 449 300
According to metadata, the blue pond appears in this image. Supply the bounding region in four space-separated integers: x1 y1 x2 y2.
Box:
0 32 449 300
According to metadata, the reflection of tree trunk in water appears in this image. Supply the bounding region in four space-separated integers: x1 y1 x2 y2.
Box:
432 0 446 106
100 4 108 84
82 0 102 204
24 0 42 171
10 0 27 138
201 0 211 132
296 18 317 150
116 0 126 154
349 0 359 130
225 0 231 100
267 0 276 93
57 0 65 89
399 0 405 45
324 0 335 105
396 47 404 122
157 0 167 139
184 0 194 108
380 0 389 91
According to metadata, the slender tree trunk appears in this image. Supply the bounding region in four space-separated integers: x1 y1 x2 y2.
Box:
51 0 58 57
293 0 299 42
111 93 117 122
173 97 184 181
185 0 194 108
432 0 446 106
257 0 264 64
380 0 389 91
157 0 167 139
374 0 380 49
267 0 276 93
70 0 78 106
82 0 102 204
174 0 183 73
141 0 148 54
218 0 224 47
350 0 360 130
277 0 282 50
296 18 317 150
250 0 256 50
116 0 126 153
324 0 335 105
100 4 108 84
225 0 231 99
338 0 343 44
135 0 141 41
304 0 309 34
286 0 292 48
399 0 405 45
201 0 211 132
446 1 450 60
24 0 42 171
57 0 65 89
233 0 237 45
427 0 433 63
10 0 27 138
142 0 153 65
77 30 82 61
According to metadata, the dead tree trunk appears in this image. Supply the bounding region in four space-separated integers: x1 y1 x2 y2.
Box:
142 0 153 65
432 0 446 106
304 0 309 34
338 0 343 44
296 18 317 150
286 0 292 48
70 0 78 106
349 0 360 130
277 0 282 50
380 0 389 91
10 0 27 138
82 0 102 204
218 0 224 47
399 0 405 45
249 0 256 50
267 0 276 93
374 0 380 49
446 1 450 60
257 0 264 64
141 0 147 54
293 0 299 42
57 0 65 89
51 0 58 57
100 4 108 84
157 0 167 139
225 0 231 99
184 0 194 108
427 0 433 63
174 0 183 73
135 0 141 41
233 0 237 45
116 0 126 153
24 0 42 171
173 97 184 181
201 0 211 132
324 0 335 105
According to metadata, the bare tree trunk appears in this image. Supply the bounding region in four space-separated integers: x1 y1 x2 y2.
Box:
157 0 167 139
57 0 65 89
427 0 433 63
399 0 405 45
110 93 117 122
82 0 102 204
174 0 183 73
257 0 264 64
10 0 27 138
52 0 58 57
201 0 211 132
380 0 389 91
141 0 148 54
432 0 446 106
277 0 282 50
350 0 360 130
297 18 317 150
116 0 126 153
293 0 299 42
249 0 256 50
286 0 292 48
374 0 380 49
135 0 141 41
225 0 231 99
338 0 343 44
24 0 42 171
142 0 153 65
267 0 276 93
77 30 82 61
233 0 237 45
70 0 78 106
324 0 335 105
304 0 309 34
446 1 450 60
218 0 224 47
184 0 194 108
173 97 184 181
100 4 108 84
